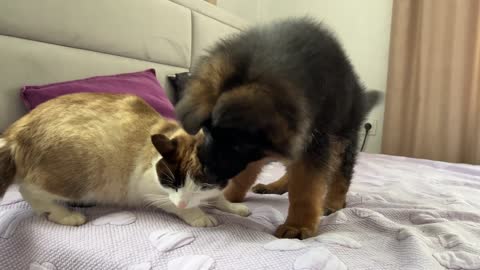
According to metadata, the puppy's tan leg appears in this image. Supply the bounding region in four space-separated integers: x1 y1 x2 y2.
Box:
324 140 350 215
324 169 349 215
274 160 328 239
252 174 288 195
223 159 266 202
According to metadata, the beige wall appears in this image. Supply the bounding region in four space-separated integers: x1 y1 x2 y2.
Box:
217 0 260 23
217 0 393 153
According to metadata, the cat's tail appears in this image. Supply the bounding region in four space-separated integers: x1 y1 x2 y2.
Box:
0 137 16 198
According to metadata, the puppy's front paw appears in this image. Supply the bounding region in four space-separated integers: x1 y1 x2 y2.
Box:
251 183 286 195
186 214 219 227
274 224 317 239
227 203 251 217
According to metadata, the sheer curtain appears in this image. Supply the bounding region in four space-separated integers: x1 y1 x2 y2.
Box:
382 0 480 164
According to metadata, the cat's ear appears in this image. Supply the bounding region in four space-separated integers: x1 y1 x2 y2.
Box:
151 134 177 160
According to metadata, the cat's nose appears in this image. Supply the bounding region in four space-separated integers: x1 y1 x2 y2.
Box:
177 201 187 209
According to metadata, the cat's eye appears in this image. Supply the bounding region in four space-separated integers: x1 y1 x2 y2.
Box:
160 179 178 190
200 184 215 190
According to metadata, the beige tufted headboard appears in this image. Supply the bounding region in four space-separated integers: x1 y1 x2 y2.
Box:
0 0 248 131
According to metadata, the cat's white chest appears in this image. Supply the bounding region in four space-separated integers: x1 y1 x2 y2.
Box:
127 156 167 205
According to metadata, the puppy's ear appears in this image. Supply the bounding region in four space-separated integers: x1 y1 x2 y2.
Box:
151 134 177 160
176 53 234 134
211 84 277 131
211 83 302 152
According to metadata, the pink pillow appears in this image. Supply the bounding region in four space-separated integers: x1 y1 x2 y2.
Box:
21 69 175 119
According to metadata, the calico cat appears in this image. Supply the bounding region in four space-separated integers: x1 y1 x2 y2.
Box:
0 93 249 227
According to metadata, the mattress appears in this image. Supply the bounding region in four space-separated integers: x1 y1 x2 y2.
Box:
1 153 479 270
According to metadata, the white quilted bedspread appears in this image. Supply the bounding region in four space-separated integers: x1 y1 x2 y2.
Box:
1 153 480 270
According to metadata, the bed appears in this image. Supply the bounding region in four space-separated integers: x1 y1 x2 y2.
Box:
1 154 480 269
1 1 480 269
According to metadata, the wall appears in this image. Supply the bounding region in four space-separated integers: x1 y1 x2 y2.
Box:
217 0 260 23
217 0 393 153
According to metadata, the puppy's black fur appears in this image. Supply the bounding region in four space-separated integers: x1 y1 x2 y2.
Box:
167 72 191 105
177 17 381 185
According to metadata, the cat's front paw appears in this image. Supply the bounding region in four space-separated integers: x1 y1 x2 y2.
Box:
185 214 219 227
227 203 251 217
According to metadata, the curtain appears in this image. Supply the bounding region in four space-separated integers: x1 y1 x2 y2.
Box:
382 0 480 164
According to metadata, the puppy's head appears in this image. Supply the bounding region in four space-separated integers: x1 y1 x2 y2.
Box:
198 118 267 184
178 82 302 183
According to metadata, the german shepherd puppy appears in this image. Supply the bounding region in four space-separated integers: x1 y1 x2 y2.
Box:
176 17 381 239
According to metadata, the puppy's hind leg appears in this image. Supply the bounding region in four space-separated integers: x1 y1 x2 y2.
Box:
324 140 353 215
252 174 288 195
20 184 86 226
324 170 349 216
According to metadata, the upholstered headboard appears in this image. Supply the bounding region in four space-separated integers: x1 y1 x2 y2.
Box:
0 0 248 131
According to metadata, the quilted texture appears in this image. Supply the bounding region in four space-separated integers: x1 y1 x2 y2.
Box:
1 153 480 269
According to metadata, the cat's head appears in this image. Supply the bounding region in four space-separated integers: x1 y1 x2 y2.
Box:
151 132 224 209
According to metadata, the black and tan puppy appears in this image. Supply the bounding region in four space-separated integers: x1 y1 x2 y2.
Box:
176 17 381 239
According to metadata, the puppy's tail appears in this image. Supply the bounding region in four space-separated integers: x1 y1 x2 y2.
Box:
0 137 16 198
364 90 383 114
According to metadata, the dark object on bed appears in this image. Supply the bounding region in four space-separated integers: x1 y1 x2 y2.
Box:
167 72 191 105
176 17 381 239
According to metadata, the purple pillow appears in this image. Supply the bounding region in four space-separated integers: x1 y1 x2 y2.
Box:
21 69 176 119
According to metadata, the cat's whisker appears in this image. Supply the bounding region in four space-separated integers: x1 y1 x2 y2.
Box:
157 168 174 182
145 198 172 209
159 171 174 183
144 196 168 202
144 194 170 202
202 200 218 207
143 195 170 207
159 159 175 180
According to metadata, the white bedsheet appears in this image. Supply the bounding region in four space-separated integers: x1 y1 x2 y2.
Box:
1 153 480 269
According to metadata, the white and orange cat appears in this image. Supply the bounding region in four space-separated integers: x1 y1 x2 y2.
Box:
0 93 249 227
